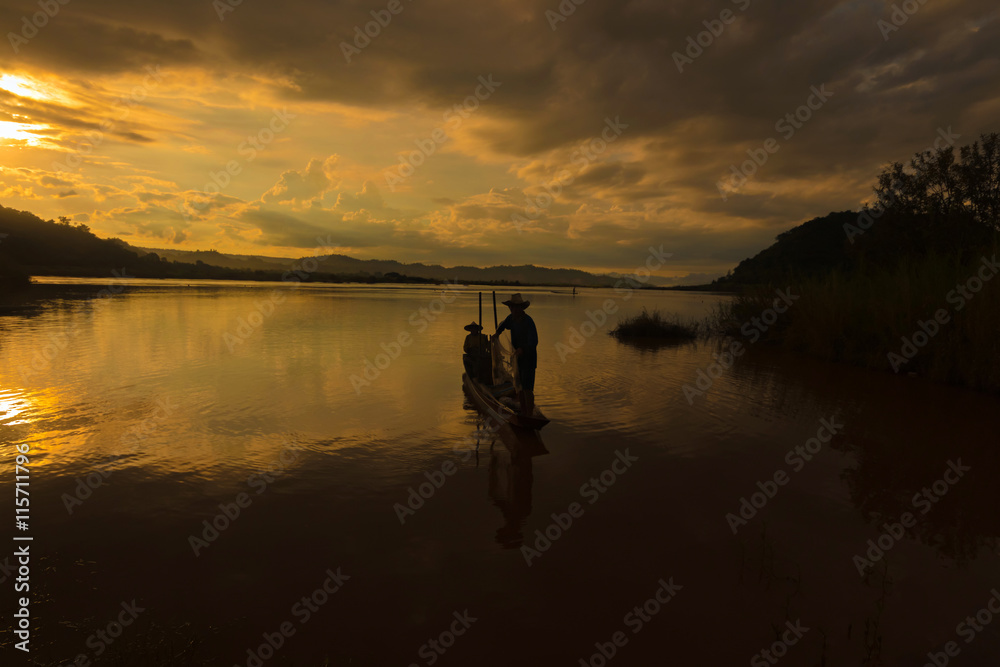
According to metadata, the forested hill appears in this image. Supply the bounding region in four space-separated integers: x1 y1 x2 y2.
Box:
0 206 437 287
714 211 857 287
0 205 616 288
0 206 136 274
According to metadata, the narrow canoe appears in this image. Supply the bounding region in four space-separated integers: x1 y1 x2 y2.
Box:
462 373 550 430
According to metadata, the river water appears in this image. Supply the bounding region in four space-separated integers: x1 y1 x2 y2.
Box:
1 278 998 666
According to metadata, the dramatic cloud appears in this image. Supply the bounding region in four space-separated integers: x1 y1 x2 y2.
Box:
0 0 997 280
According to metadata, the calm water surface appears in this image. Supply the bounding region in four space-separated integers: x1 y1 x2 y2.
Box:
1 279 999 666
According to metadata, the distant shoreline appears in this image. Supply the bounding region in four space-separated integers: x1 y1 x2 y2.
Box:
12 271 720 291
0 275 731 315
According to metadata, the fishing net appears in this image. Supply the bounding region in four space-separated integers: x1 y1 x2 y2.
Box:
491 331 520 389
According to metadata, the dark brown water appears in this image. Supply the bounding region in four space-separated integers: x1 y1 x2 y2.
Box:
1 279 999 666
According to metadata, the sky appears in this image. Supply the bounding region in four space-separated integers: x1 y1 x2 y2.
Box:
0 0 997 282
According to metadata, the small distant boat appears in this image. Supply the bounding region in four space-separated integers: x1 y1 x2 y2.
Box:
549 286 578 295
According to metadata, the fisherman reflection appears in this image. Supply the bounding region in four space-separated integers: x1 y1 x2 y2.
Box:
488 439 535 548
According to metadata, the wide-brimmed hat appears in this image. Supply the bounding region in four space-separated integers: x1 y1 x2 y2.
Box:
464 321 484 332
502 293 530 308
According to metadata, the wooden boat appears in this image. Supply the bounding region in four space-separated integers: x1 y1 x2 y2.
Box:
462 372 550 430
463 290 550 430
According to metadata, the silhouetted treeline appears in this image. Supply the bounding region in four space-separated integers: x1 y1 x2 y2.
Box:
715 133 999 288
711 132 1000 392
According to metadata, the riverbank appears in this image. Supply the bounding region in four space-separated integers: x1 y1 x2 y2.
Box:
710 249 1000 393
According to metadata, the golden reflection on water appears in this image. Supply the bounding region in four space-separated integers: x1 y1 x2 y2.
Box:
3 280 1000 665
0 389 31 425
4 283 721 481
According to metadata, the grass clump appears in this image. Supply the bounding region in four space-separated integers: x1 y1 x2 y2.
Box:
610 308 698 343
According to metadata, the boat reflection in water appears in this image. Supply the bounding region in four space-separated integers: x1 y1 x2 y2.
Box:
466 412 549 548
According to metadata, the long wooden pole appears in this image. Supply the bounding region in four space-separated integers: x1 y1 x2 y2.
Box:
492 291 498 329
477 292 484 383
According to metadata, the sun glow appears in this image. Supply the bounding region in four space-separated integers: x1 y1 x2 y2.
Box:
0 120 46 145
0 73 56 101
0 73 62 146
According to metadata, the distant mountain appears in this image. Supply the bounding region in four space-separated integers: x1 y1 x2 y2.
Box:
132 247 289 272
132 246 670 287
0 204 673 287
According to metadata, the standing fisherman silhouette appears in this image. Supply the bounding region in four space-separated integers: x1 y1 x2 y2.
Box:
495 293 538 417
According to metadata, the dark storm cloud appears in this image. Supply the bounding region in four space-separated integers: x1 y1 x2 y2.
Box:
0 4 201 73
8 0 996 162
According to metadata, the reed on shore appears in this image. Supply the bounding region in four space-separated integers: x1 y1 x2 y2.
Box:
707 249 1000 392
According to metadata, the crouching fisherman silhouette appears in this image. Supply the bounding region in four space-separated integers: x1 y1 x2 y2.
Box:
463 321 492 384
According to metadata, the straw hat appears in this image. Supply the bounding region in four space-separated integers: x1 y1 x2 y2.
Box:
502 293 530 308
464 321 484 332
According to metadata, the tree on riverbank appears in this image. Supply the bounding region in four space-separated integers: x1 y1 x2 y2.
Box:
848 132 999 266
712 133 1000 393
